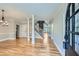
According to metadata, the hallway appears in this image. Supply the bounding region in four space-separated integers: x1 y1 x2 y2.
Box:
0 38 60 56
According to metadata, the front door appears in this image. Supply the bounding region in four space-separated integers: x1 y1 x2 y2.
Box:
65 3 79 56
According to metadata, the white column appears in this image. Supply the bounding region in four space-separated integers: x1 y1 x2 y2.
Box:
27 18 30 41
32 15 35 44
44 32 48 44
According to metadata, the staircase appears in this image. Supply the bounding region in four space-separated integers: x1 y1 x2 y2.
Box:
34 20 48 39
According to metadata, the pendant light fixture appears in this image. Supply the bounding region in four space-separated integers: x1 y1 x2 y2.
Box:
0 9 8 26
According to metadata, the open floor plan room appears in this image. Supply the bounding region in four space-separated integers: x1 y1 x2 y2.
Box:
0 3 79 56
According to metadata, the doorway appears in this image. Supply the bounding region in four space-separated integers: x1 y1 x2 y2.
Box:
16 25 20 38
64 3 79 56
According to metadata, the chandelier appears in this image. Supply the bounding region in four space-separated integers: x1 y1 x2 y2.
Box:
0 9 8 26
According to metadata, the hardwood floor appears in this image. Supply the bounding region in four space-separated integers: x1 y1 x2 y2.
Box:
0 38 60 56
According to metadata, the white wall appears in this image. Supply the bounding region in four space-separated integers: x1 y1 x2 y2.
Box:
19 24 27 37
0 18 16 41
51 4 67 55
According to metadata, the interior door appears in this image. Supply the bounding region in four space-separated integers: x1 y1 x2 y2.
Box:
64 3 79 56
16 25 19 38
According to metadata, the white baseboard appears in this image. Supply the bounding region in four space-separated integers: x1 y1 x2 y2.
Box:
51 37 65 56
0 38 15 42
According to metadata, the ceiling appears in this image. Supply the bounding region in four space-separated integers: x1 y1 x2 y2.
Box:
0 3 67 24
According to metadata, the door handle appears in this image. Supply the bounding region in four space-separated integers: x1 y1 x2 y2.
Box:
64 34 69 49
63 41 69 49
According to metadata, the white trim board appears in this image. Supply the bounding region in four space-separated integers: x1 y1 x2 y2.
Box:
51 36 65 56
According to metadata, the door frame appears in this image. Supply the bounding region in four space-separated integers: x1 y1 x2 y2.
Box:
16 25 20 38
65 3 79 56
